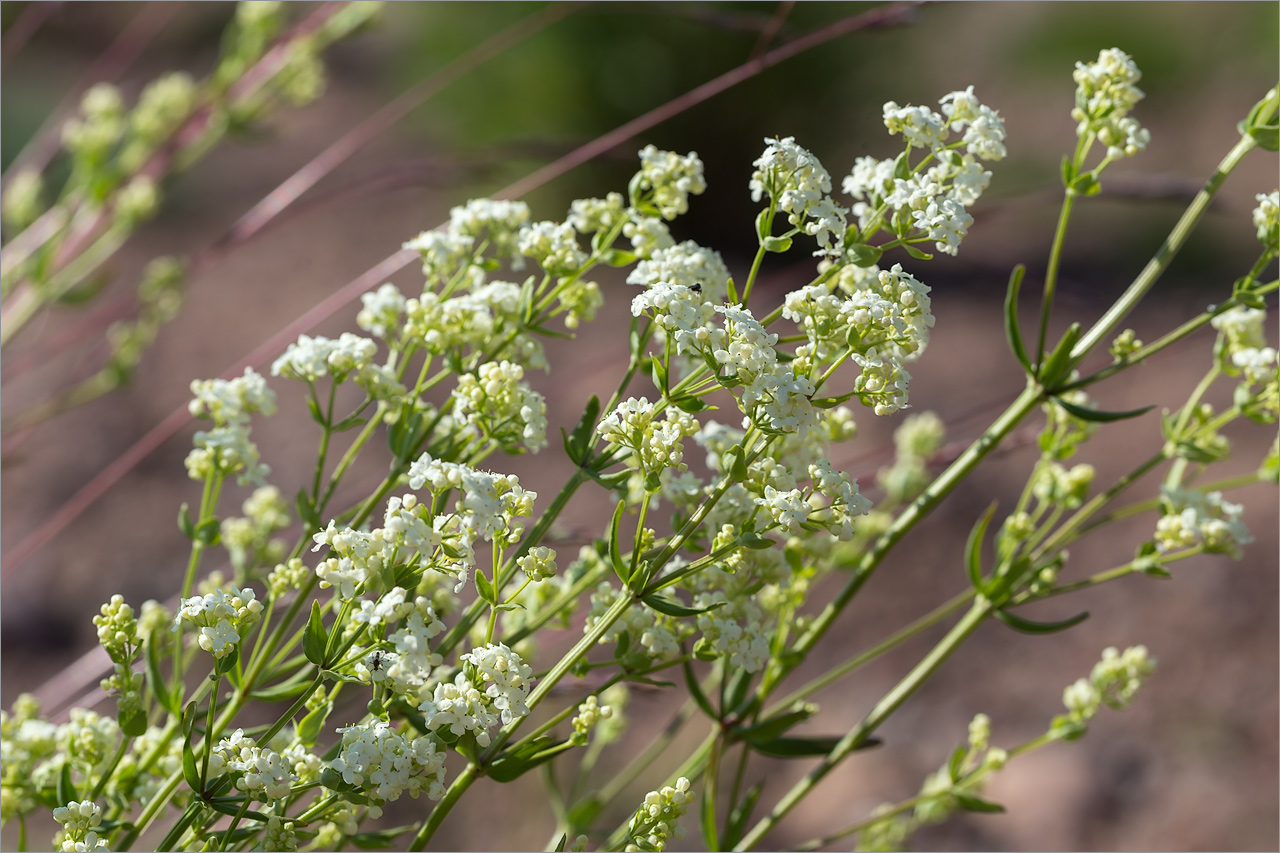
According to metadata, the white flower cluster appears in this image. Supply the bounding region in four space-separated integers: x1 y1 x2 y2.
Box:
206 729 296 801
635 145 707 220
188 368 276 424
402 228 482 290
417 644 533 746
569 192 627 235
358 593 446 694
585 582 680 665
449 198 532 262
311 493 451 598
1254 191 1279 248
60 708 121 767
1211 305 1278 393
624 777 695 853
753 459 872 541
408 453 537 547
597 398 700 483
708 304 823 436
271 332 377 383
329 719 447 802
842 88 1005 255
692 591 770 673
358 282 407 340
451 360 548 452
173 585 264 660
1155 487 1253 558
627 240 732 304
53 800 108 852
184 422 269 486
786 263 933 414
462 642 535 724
1062 646 1157 723
750 136 848 255
518 220 589 275
1071 48 1149 158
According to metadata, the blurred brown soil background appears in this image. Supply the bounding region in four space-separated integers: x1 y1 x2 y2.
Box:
2 3 1277 850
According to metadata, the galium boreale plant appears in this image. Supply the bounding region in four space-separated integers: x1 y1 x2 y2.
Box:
2 48 1276 852
0 1 383 431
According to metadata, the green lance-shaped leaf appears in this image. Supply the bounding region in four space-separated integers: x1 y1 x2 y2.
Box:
57 762 78 806
953 791 1007 813
683 659 719 719
750 735 882 758
994 606 1090 634
303 601 328 667
1004 264 1033 374
641 594 725 618
1054 397 1155 423
1038 322 1083 388
297 701 334 747
966 503 999 595
608 500 630 586
721 782 764 850
146 632 177 716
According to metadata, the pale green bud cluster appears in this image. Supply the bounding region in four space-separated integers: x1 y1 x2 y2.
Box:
1 169 43 231
518 546 558 582
185 422 270 486
624 777 695 853
61 84 126 163
879 410 946 504
1060 646 1157 729
93 595 137 658
1031 462 1095 509
597 397 700 487
570 694 614 746
452 360 548 452
1109 328 1143 361
221 485 291 573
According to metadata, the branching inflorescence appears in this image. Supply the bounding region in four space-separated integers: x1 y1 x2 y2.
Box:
2 46 1277 853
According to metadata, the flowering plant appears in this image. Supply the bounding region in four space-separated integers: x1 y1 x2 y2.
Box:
3 46 1277 853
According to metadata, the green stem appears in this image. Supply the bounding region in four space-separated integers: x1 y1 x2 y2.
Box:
1035 190 1078 369
1067 132 1259 367
219 797 252 852
764 588 975 717
407 763 478 851
735 599 993 850
759 385 1042 699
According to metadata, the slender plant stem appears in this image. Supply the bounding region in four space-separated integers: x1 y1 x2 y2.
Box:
736 599 992 850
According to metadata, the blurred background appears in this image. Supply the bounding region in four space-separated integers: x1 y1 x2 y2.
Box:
2 2 1277 850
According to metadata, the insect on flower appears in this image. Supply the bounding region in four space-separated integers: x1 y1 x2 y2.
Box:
369 650 384 672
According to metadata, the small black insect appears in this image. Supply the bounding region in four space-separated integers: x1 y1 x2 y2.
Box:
369 651 385 672
691 282 703 293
